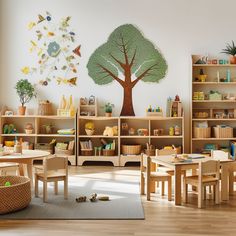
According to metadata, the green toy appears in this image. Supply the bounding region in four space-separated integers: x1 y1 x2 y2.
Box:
4 181 11 187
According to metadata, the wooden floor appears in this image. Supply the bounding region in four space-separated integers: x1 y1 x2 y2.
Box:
1 165 236 236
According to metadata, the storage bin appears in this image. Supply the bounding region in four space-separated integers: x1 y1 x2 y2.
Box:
55 147 73 156
35 143 54 154
81 149 93 156
122 144 142 155
213 126 233 138
102 149 115 156
193 127 211 138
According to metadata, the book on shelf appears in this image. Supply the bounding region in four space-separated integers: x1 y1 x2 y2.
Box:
80 140 93 150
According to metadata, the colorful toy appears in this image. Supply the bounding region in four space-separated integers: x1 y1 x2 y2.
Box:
4 181 11 187
169 127 174 136
103 126 118 136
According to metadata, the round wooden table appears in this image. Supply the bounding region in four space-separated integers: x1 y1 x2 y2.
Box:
0 150 50 185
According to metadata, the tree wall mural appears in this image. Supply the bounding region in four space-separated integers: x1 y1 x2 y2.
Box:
87 24 168 116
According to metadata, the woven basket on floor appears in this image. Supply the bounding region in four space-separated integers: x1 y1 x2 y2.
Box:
0 176 31 214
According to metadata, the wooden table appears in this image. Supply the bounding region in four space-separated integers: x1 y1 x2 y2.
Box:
151 155 233 205
0 150 50 185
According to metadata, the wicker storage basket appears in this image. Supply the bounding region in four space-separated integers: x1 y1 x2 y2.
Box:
213 126 233 138
102 149 115 156
122 144 142 155
81 149 93 156
0 176 31 214
35 143 54 154
38 101 53 116
193 127 211 138
55 147 73 156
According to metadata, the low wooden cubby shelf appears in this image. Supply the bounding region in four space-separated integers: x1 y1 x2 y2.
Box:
0 113 77 165
77 116 184 166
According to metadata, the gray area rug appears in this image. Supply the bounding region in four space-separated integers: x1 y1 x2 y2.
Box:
0 175 144 219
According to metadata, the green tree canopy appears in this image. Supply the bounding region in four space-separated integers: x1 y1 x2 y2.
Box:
87 24 168 116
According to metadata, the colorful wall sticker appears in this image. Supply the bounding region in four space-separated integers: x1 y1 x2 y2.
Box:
87 24 168 116
22 12 81 86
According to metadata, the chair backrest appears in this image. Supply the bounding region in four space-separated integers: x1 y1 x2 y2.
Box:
156 148 177 156
211 150 230 161
43 155 68 178
199 160 220 178
140 153 148 171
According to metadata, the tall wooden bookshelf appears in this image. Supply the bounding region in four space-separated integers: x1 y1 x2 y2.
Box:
191 62 236 154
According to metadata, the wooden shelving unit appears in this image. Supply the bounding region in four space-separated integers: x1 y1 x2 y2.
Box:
77 116 184 166
0 111 77 165
191 61 236 153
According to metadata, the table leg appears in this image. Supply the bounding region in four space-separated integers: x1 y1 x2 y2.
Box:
18 164 24 176
192 168 197 191
229 171 234 196
175 165 182 205
26 162 33 187
221 163 229 201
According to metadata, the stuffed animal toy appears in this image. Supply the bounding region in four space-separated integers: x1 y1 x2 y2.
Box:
103 126 118 136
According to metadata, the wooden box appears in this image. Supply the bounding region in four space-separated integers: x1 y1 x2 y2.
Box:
146 111 163 117
193 127 211 138
38 102 53 116
213 126 233 138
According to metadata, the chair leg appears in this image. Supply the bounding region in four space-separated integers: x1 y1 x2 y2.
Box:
203 187 206 200
64 178 68 200
43 181 48 203
140 174 145 195
161 181 165 196
183 179 188 203
147 180 151 201
215 182 219 204
35 175 39 197
168 177 172 201
54 181 58 195
198 185 203 209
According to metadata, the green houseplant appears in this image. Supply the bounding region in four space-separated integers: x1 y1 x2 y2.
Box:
222 41 236 64
104 103 114 117
15 79 36 115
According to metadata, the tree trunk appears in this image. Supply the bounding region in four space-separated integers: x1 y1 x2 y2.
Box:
120 85 135 116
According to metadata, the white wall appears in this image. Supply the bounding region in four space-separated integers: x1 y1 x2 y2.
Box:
1 0 236 151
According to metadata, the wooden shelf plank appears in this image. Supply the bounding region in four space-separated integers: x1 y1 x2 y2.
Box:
1 133 36 137
150 135 183 138
193 64 236 67
192 82 236 85
193 100 236 103
79 135 118 138
192 138 236 141
192 118 236 121
37 134 75 138
0 115 75 119
120 135 149 138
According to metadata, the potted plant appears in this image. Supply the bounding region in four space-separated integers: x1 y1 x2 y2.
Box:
15 79 36 115
222 41 236 64
104 103 114 117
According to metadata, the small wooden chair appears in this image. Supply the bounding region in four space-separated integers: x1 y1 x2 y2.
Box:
0 163 19 176
183 160 220 208
140 154 172 201
35 155 68 202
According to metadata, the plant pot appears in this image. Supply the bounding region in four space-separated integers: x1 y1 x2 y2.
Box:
18 106 26 115
230 56 236 64
105 112 112 117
